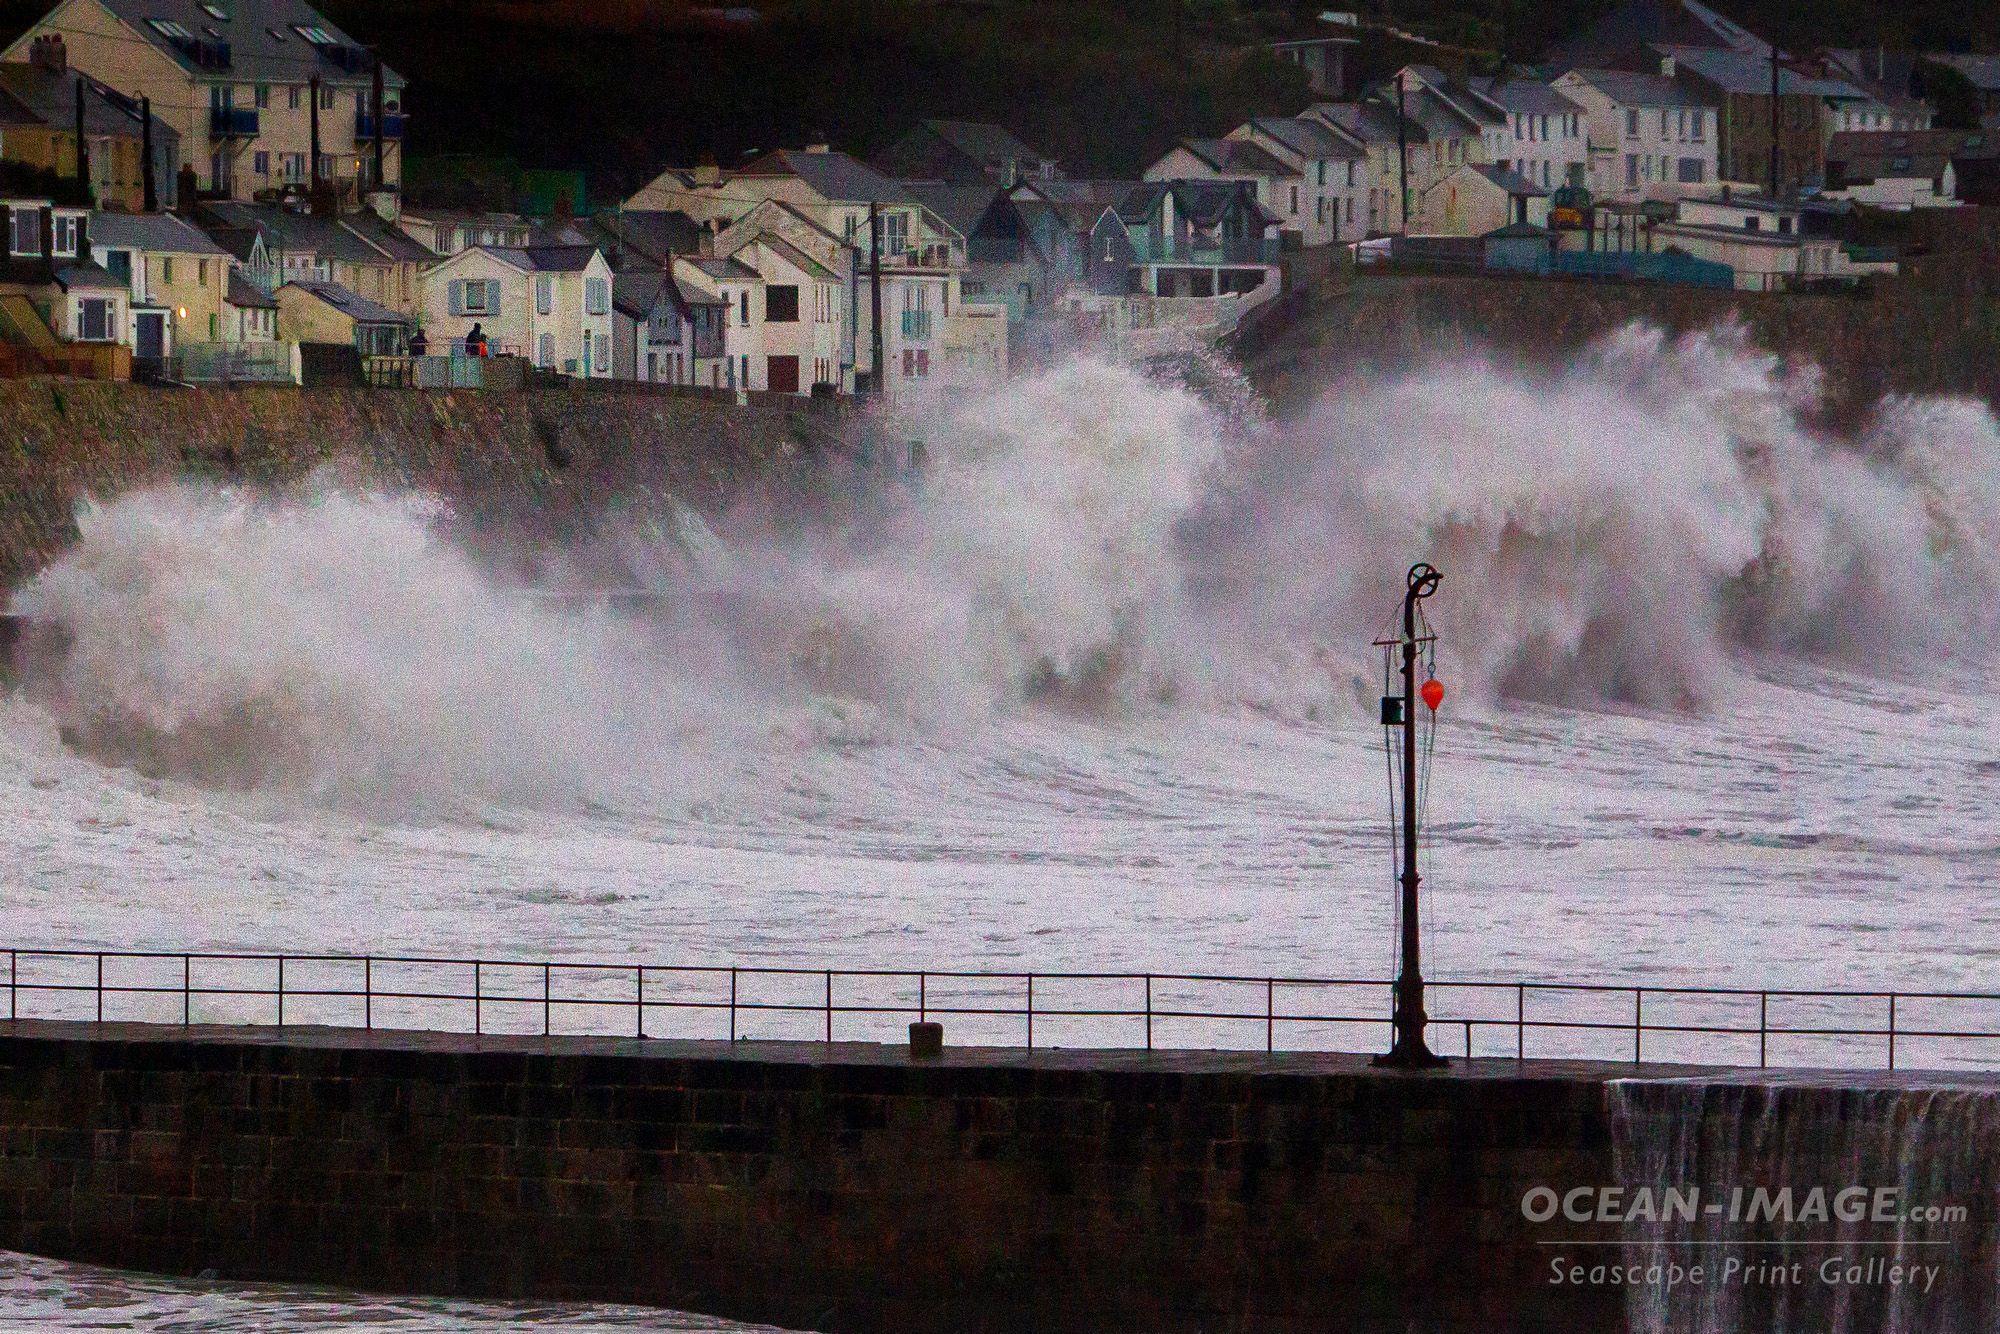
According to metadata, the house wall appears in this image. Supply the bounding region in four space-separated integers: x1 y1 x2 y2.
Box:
1554 77 1719 203
143 249 228 344
4 1 192 192
1710 88 1829 192
420 252 529 355
0 126 152 213
1415 171 1513 236
333 257 419 319
1482 108 1588 193
273 287 355 346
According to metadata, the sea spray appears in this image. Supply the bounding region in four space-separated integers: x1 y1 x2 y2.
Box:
10 330 2000 805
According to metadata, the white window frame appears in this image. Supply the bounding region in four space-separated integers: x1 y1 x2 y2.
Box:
51 214 79 258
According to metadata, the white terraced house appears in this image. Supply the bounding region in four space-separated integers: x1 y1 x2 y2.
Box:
419 244 614 375
1554 68 1719 203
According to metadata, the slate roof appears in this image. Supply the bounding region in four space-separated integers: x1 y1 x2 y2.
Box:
1119 178 1281 230
901 181 1005 239
1559 68 1714 109
735 149 915 205
0 65 180 144
681 254 761 283
1245 117 1364 161
199 201 421 264
1484 220 1555 238
1925 53 2000 92
589 209 703 265
1828 129 1997 183
282 277 408 324
1549 0 1770 64
1173 138 1301 178
1660 47 1866 98
89 210 227 255
611 269 668 319
85 0 403 85
1467 77 1587 116
916 120 1053 171
1309 101 1428 144
54 262 123 291
1470 164 1549 195
226 269 275 308
518 244 601 273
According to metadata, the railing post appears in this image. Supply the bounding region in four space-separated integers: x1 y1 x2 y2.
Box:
7 949 13 1022
918 973 926 1025
729 968 738 1042
365 957 372 1031
1888 993 1897 1071
1759 991 1767 1068
1633 988 1642 1064
1027 974 1034 1050
276 956 284 1027
636 966 644 1039
1266 978 1274 1054
1465 1019 1473 1059
95 952 103 1024
1145 975 1153 1052
182 955 190 1026
1516 984 1525 1061
824 970 832 1044
543 962 551 1037
473 961 482 1036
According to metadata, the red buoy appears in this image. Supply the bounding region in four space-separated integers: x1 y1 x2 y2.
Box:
1421 678 1445 711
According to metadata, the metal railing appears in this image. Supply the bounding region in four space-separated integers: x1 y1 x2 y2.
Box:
4 950 2000 1071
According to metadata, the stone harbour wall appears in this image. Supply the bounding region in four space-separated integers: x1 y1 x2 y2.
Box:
0 1023 1628 1333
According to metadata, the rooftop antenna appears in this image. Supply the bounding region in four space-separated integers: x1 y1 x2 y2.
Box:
1373 561 1448 1070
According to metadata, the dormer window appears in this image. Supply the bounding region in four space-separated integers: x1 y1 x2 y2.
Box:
147 18 193 39
9 206 40 257
51 214 79 257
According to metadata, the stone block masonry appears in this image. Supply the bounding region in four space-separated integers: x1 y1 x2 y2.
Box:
0 1022 1629 1333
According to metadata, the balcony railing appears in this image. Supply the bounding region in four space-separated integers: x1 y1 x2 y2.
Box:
1136 236 1280 266
900 309 933 340
355 111 407 140
208 106 260 139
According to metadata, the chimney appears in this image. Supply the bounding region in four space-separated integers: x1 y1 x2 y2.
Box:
1658 54 1675 79
698 219 717 257
804 141 830 154
693 160 720 186
29 34 65 73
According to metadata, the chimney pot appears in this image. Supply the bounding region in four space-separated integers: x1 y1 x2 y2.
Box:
30 34 66 73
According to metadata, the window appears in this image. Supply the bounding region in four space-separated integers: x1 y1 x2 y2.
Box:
198 260 209 285
254 150 269 175
1625 109 1639 137
281 152 305 182
765 285 798 322
1317 197 1327 226
1744 215 1760 231
51 214 78 257
535 274 552 314
1625 154 1638 188
1538 114 1549 140
319 85 335 110
585 276 608 315
594 333 608 373
538 332 554 367
883 211 908 253
1317 161 1327 187
739 290 748 324
1677 158 1705 184
255 84 269 108
1659 109 1669 136
148 18 193 39
1777 215 1793 235
162 257 174 283
1289 185 1299 214
78 298 113 342
200 2 228 17
1691 111 1705 141
293 24 335 44
458 279 492 314
288 85 301 110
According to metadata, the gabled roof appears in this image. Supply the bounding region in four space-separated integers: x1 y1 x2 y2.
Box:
1244 117 1365 161
54 261 123 291
680 254 760 283
588 209 703 267
89 210 228 256
226 269 275 308
1557 67 1713 109
1466 76 1587 116
280 276 408 324
1171 138 1301 178
1309 100 1428 144
917 120 1053 170
516 244 602 273
1469 163 1549 196
0 65 180 142
199 201 414 264
1119 178 1280 230
733 232 837 282
79 0 403 85
611 269 669 319
1660 46 1866 98
735 148 915 205
1371 84 1490 137
901 181 1006 239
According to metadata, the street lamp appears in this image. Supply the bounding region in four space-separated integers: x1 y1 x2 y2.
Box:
1374 561 1448 1069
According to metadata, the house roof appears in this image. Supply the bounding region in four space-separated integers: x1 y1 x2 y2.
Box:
737 232 837 282
89 210 227 256
1558 67 1713 109
1119 178 1280 230
735 148 915 205
1470 164 1550 195
1681 190 1799 213
680 254 760 283
1466 76 1586 115
1549 0 1770 64
913 120 1055 173
281 277 408 324
0 64 180 142
84 0 403 86
54 261 123 291
1484 221 1555 238
588 209 703 266
611 269 667 319
901 181 1005 240
1368 84 1490 136
199 201 416 264
1309 100 1428 144
1828 129 1994 181
226 268 275 308
1172 138 1301 178
1245 116 1364 161
516 244 601 272
1928 53 2000 93
1659 46 1866 98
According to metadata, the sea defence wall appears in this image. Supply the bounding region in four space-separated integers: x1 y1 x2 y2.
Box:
0 382 857 592
0 1022 1633 1333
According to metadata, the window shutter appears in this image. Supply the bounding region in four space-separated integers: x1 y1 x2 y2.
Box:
448 280 464 315
486 280 501 311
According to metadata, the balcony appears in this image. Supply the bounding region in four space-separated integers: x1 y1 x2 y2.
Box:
1135 236 1279 266
900 309 933 340
209 106 260 139
356 111 407 140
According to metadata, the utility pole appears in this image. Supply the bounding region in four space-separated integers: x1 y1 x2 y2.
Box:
1768 45 1780 198
309 73 322 194
141 95 157 212
868 201 884 398
1396 70 1411 234
1375 562 1447 1070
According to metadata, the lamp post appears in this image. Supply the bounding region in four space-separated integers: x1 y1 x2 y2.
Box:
1375 561 1448 1070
